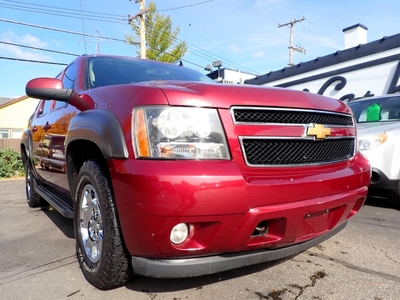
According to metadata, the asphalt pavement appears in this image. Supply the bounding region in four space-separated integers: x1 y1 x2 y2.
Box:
0 178 399 300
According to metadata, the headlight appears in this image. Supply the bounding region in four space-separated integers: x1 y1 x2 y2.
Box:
358 133 388 150
132 106 230 159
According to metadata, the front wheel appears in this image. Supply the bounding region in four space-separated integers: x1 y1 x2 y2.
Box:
74 160 132 290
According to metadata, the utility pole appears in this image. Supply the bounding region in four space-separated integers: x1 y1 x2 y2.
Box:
278 17 306 66
128 0 147 59
92 24 102 54
138 0 146 59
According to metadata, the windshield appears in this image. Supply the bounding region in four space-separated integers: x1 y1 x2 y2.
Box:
348 95 400 123
86 56 213 89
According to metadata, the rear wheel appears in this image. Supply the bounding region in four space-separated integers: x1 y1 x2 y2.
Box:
74 160 132 290
24 159 45 207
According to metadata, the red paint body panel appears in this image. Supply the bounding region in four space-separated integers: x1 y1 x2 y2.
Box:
109 152 369 257
158 81 351 112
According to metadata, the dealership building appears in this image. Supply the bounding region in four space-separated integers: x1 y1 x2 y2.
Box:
209 24 400 101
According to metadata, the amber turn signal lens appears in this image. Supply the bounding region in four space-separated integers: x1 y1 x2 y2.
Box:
134 109 150 157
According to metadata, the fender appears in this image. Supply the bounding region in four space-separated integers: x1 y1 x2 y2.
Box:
65 109 128 158
20 129 42 180
20 129 33 161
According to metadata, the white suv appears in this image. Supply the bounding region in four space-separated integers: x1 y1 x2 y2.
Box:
348 94 400 207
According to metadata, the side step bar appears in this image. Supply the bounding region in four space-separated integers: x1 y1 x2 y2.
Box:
35 185 74 218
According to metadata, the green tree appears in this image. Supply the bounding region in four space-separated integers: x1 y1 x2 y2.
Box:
126 1 187 63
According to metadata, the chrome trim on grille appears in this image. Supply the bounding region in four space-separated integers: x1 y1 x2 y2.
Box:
230 106 354 127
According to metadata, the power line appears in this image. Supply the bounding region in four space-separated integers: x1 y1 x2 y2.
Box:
1 16 210 70
0 56 68 65
0 3 124 24
304 19 343 50
1 4 256 74
1 15 256 74
177 38 260 74
1 17 206 69
0 14 219 70
0 18 139 44
0 41 79 56
128 21 222 71
2 0 124 18
160 0 260 74
2 0 259 74
158 0 214 12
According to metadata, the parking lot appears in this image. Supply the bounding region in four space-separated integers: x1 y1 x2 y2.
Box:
0 178 399 300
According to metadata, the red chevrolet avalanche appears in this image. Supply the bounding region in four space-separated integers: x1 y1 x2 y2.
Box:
21 54 370 290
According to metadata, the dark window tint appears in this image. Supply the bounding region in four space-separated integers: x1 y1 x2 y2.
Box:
62 63 76 89
38 100 52 116
52 100 66 111
87 57 212 89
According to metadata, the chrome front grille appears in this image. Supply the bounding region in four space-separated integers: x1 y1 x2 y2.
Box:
231 107 355 167
232 107 353 126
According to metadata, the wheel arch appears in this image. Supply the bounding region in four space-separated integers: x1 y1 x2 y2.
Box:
20 129 33 163
65 110 129 159
20 129 41 180
65 110 129 196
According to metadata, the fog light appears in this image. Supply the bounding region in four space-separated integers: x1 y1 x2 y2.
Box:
170 223 189 244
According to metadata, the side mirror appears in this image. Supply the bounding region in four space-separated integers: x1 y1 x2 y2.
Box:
26 78 73 101
25 77 94 111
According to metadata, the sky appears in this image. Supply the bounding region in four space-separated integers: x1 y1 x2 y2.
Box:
1 0 400 98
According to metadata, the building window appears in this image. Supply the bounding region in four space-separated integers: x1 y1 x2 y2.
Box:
0 129 23 139
0 129 9 139
11 129 22 139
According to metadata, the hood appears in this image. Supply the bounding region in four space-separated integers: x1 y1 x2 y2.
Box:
140 81 351 113
85 80 352 114
356 121 400 135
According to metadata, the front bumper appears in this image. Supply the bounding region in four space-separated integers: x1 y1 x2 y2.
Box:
132 222 346 278
109 156 369 259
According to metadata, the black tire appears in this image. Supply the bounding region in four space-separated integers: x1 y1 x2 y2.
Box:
74 160 132 290
387 181 400 208
24 159 45 207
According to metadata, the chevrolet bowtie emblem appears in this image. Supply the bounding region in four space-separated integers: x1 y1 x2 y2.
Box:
306 124 331 139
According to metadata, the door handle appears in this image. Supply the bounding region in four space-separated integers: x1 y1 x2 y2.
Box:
43 122 51 131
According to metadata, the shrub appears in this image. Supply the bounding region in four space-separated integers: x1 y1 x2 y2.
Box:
0 149 25 179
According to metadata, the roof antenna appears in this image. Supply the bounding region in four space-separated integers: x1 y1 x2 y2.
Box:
79 0 87 54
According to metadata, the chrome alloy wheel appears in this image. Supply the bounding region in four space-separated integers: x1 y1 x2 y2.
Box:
25 165 32 200
79 184 103 263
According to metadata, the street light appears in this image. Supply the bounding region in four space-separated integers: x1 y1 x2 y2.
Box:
212 61 222 68
212 61 222 80
204 64 212 72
